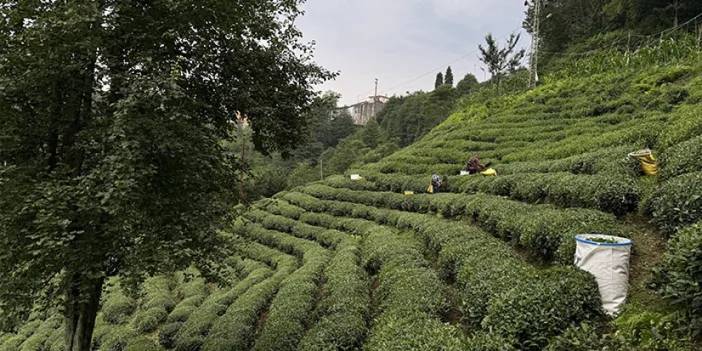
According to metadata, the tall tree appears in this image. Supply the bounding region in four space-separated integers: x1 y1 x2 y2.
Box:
479 33 526 94
435 72 444 89
0 1 331 350
444 66 454 86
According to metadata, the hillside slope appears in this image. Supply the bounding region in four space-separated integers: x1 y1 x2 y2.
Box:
4 59 702 350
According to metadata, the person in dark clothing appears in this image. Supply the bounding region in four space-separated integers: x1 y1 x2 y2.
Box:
431 174 442 193
464 155 491 174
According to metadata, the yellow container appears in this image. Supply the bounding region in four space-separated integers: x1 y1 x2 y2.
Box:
480 168 497 176
628 149 658 176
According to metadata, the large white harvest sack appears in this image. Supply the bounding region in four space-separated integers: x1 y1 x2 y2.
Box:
574 234 632 316
350 174 362 180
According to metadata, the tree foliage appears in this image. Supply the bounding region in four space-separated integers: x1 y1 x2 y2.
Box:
456 74 479 96
377 85 459 147
0 0 330 348
478 33 525 94
434 72 444 89
444 66 454 87
523 0 702 67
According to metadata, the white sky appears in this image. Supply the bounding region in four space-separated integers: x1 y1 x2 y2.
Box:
298 0 531 106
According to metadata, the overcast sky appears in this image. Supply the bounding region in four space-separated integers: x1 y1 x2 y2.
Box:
298 0 530 106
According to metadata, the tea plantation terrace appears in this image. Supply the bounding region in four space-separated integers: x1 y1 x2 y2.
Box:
2 58 702 350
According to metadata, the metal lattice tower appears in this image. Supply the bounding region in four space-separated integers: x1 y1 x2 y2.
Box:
529 0 541 88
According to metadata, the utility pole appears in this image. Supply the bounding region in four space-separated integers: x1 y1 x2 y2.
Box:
528 0 541 88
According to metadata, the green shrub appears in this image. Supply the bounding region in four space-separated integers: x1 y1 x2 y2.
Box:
650 172 702 234
102 289 137 325
97 324 134 351
482 267 604 351
657 104 702 151
19 316 61 351
661 135 702 180
0 320 41 351
651 222 702 334
295 185 620 262
173 265 271 351
363 313 468 351
158 322 182 349
614 311 695 350
201 248 297 351
252 247 329 351
124 336 164 351
545 323 624 351
130 276 176 333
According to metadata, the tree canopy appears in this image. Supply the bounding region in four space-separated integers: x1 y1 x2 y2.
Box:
479 33 526 94
445 66 454 87
0 0 330 349
435 72 445 89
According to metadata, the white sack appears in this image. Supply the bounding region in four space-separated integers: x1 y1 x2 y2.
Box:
574 234 632 316
350 174 361 180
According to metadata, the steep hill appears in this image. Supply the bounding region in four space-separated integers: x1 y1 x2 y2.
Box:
3 50 702 351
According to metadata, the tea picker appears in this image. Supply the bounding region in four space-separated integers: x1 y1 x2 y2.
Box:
461 155 497 176
427 174 443 193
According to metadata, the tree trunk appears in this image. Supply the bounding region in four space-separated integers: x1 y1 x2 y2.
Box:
64 274 104 351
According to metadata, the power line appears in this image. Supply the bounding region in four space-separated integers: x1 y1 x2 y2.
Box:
376 27 527 98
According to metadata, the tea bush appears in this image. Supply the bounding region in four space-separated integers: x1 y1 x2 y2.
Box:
296 185 620 262
482 267 603 351
102 281 137 325
651 222 702 334
201 255 297 351
281 191 605 348
661 135 702 180
650 172 702 234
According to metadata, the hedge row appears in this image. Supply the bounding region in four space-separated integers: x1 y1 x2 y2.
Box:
278 194 603 350
332 170 639 216
496 145 639 176
201 238 298 351
15 315 61 351
329 218 470 350
649 172 702 235
165 270 208 325
450 172 639 215
298 238 369 350
102 279 137 325
249 203 371 350
297 184 620 262
130 276 176 333
651 221 702 332
0 320 41 351
261 203 476 350
241 222 330 351
657 104 702 151
170 266 271 350
660 134 702 180
239 218 326 258
245 208 341 248
245 208 371 350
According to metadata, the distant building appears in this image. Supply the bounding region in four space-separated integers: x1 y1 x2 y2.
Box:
339 96 389 125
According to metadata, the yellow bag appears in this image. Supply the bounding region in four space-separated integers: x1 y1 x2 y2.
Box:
628 149 658 176
480 168 497 176
427 184 434 194
404 191 414 195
